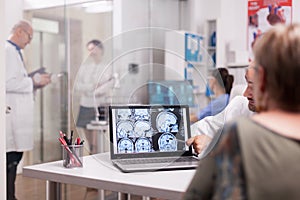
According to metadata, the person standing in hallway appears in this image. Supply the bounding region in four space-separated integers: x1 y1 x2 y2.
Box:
75 39 115 154
6 20 51 200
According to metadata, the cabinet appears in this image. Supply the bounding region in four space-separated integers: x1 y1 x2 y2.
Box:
165 30 206 91
165 31 205 80
204 19 217 68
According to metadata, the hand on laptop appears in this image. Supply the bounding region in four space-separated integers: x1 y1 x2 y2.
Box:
186 135 212 155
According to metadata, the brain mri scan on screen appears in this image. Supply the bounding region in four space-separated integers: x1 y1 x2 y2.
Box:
114 107 186 154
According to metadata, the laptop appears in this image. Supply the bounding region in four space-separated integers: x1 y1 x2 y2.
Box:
109 105 199 172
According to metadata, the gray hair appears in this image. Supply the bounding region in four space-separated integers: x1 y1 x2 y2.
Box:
11 20 32 33
253 23 300 112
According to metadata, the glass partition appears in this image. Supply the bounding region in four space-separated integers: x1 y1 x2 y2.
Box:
21 0 215 199
24 0 211 164
24 0 113 163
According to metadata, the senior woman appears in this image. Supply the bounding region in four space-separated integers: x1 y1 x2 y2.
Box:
183 23 300 200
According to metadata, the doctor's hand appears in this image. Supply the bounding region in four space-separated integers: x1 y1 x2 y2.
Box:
32 73 51 88
186 134 212 155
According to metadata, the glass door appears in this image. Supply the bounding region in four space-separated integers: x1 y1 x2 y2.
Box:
28 16 68 163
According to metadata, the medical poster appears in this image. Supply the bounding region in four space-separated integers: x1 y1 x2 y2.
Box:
248 0 292 59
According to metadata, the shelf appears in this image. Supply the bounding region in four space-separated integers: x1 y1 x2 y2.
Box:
207 46 216 50
227 62 248 68
204 19 217 67
186 61 206 66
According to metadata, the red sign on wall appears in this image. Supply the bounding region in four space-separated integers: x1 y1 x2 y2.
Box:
248 0 292 59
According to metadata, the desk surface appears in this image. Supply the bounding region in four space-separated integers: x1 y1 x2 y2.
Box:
23 153 195 200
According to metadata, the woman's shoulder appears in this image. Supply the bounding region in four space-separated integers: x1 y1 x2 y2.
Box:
214 93 229 102
214 118 257 154
217 117 299 155
209 94 230 112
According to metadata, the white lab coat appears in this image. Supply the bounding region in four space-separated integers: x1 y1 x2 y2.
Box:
6 41 34 152
75 60 114 107
191 96 254 157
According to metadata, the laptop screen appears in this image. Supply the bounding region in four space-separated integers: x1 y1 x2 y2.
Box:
109 105 192 159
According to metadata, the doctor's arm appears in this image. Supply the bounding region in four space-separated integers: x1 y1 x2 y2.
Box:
187 96 251 155
187 111 225 155
6 51 33 93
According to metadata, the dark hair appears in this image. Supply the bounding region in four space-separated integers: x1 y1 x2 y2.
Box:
86 39 104 50
211 68 234 94
253 24 300 112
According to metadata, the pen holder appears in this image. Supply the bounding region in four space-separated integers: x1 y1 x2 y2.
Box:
62 145 83 168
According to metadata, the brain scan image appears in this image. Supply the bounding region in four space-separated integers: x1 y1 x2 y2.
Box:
158 133 177 151
156 112 178 133
118 138 134 153
117 109 132 120
135 137 152 153
134 109 150 120
134 121 152 137
117 121 134 138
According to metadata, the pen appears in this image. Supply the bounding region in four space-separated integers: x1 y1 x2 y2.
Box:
70 130 74 145
59 131 70 145
59 131 64 139
61 132 69 145
76 137 81 145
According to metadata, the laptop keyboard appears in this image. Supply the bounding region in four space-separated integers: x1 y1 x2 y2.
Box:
115 157 198 165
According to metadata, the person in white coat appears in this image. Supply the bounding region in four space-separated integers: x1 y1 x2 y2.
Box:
75 39 115 154
6 20 51 200
187 64 256 157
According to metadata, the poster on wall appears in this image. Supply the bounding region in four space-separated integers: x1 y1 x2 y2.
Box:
248 0 292 59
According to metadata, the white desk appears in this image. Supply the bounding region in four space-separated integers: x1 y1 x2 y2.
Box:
23 153 195 200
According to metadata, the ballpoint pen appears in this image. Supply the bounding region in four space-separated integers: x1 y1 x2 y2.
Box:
76 137 81 145
59 131 64 139
59 131 70 145
70 130 74 145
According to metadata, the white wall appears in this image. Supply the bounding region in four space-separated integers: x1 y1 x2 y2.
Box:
5 0 24 37
1 0 23 198
112 0 181 103
193 0 248 67
150 0 180 80
218 0 248 66
112 0 150 103
1 0 6 198
191 0 221 34
293 0 300 23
